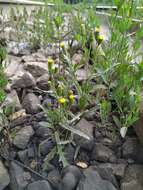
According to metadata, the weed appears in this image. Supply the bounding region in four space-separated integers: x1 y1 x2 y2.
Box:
1 0 143 166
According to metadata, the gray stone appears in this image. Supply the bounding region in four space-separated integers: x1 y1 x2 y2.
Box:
3 90 21 112
18 147 34 162
121 165 143 190
22 52 47 63
18 149 28 163
59 165 82 190
36 124 52 139
48 169 61 190
75 69 89 82
36 74 49 90
0 160 10 190
13 126 34 149
9 162 31 190
91 143 115 162
74 118 94 151
98 163 127 179
95 166 118 188
72 52 83 65
76 167 117 190
121 180 143 190
28 147 35 158
122 137 143 163
27 180 52 190
134 95 143 145
11 71 36 89
22 93 41 114
39 138 54 156
24 61 48 78
122 138 138 159
64 144 75 164
45 44 60 56
84 111 96 121
7 42 30 56
5 56 23 78
4 82 12 93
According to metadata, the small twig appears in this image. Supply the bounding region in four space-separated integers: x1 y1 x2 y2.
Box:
33 87 54 94
127 31 137 37
68 106 98 126
68 110 88 125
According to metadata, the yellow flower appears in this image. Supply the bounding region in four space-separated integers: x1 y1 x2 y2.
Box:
58 97 66 104
98 35 104 41
48 58 54 65
69 94 75 101
95 27 100 33
60 42 65 48
48 80 51 85
97 35 104 44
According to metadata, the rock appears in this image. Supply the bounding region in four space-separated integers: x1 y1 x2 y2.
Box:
76 167 117 190
122 137 143 163
13 125 34 149
101 138 114 147
5 56 23 78
72 53 83 65
22 52 47 63
9 162 31 190
0 160 10 190
59 165 82 190
91 143 115 162
48 169 61 190
121 165 143 190
28 147 35 158
18 149 28 163
84 111 96 121
22 93 41 114
18 147 35 163
95 166 118 188
45 44 60 56
36 74 49 90
4 83 11 93
11 71 36 89
39 138 55 156
134 96 143 145
64 144 75 164
3 90 21 112
98 163 127 179
74 118 94 151
10 114 28 129
36 123 52 139
27 180 52 190
31 112 47 124
77 150 90 163
24 61 48 78
75 69 89 82
7 42 30 56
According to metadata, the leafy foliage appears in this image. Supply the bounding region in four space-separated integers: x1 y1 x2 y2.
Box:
0 39 7 104
1 0 143 166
